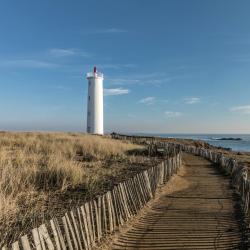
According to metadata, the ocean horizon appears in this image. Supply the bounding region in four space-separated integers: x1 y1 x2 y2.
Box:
130 133 250 152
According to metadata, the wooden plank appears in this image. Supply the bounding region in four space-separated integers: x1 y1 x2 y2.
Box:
152 166 157 189
135 174 146 206
114 186 125 225
11 242 20 250
127 179 139 213
62 216 74 250
50 219 61 250
38 224 55 250
143 171 153 199
125 179 136 214
65 213 79 250
109 190 117 227
246 182 250 216
106 192 114 233
138 173 149 201
244 182 249 214
119 183 130 220
133 176 143 209
111 188 121 226
156 165 160 187
93 199 101 242
143 171 152 199
80 206 91 248
77 208 89 250
158 162 164 185
21 235 31 250
120 183 131 219
32 228 42 250
89 201 96 243
53 218 67 250
102 194 108 233
147 168 155 196
168 158 172 178
161 161 165 183
122 182 134 216
144 170 152 199
130 177 142 209
116 185 126 221
84 202 94 244
97 196 103 239
70 211 83 250
123 182 132 218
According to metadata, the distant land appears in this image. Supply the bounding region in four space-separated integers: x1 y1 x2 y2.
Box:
130 133 250 152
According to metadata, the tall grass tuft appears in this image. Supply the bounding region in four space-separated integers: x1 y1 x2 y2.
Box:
0 132 145 245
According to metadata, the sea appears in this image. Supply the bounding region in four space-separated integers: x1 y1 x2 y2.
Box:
133 134 250 152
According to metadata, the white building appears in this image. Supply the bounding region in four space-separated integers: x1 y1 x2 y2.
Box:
86 67 104 135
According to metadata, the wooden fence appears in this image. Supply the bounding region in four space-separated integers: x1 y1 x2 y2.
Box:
112 133 250 223
1 146 182 250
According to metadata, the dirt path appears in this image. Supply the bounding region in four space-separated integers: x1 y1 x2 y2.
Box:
111 153 247 249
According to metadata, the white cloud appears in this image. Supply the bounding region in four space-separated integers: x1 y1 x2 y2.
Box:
104 88 130 96
108 78 140 85
184 97 201 104
138 97 155 105
48 48 90 57
165 111 182 118
49 48 76 57
0 48 91 70
95 28 127 34
108 73 172 86
98 64 136 70
0 59 59 69
146 78 172 85
230 105 250 114
160 99 169 103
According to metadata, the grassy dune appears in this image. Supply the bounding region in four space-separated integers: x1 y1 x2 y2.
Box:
0 132 153 245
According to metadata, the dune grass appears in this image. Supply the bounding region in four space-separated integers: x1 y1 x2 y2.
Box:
0 132 150 245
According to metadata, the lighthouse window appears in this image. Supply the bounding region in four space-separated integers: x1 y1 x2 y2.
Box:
88 96 90 101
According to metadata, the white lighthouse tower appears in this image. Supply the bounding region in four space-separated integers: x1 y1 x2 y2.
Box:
86 66 104 135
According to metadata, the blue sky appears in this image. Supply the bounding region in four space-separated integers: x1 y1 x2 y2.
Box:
0 0 250 133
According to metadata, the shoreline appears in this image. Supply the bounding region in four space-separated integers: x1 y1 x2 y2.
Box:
127 133 250 153
111 132 250 170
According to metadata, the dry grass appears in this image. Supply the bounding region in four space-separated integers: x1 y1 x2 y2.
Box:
0 132 153 246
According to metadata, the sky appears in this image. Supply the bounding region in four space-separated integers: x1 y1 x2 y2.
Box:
0 0 250 134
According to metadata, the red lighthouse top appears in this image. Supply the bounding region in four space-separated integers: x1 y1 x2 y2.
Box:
86 66 103 78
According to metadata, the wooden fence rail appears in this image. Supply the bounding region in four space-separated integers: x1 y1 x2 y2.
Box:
1 145 182 250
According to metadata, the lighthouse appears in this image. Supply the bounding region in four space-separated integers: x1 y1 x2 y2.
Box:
86 67 104 135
